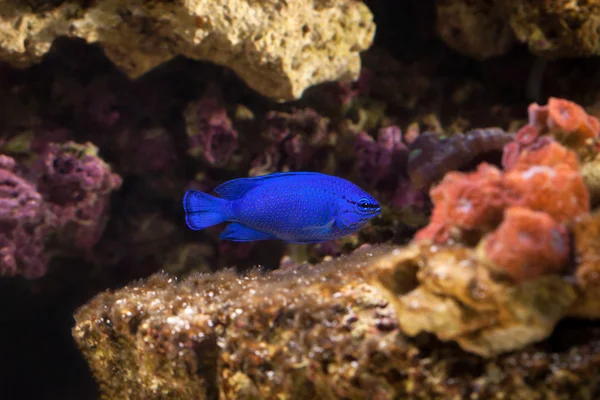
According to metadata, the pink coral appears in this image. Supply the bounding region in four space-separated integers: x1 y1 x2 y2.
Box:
185 98 239 167
478 207 569 282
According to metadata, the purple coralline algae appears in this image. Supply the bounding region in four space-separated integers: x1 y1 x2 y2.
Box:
0 159 46 278
250 108 332 175
0 142 121 278
131 128 177 174
184 97 239 167
354 125 407 186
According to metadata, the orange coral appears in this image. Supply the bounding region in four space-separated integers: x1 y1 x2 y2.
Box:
515 124 539 146
414 163 505 243
416 139 589 253
503 163 589 224
502 141 589 223
478 206 569 282
527 97 600 146
546 97 587 134
501 141 520 170
527 102 548 128
507 139 580 171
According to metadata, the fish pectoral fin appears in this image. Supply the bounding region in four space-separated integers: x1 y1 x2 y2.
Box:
301 217 335 232
220 223 277 242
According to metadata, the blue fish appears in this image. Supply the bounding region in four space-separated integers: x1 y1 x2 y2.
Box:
183 172 381 243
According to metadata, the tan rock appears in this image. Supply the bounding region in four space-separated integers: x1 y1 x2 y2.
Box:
0 0 375 101
369 244 577 357
436 0 515 59
434 0 600 59
569 211 600 319
507 0 600 58
581 155 600 207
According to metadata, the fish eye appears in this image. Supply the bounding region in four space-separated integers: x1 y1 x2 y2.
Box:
357 198 379 213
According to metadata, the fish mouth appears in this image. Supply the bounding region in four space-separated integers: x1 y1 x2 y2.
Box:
371 205 382 216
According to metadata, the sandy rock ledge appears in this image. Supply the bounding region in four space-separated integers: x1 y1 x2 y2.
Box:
73 244 600 399
0 0 375 101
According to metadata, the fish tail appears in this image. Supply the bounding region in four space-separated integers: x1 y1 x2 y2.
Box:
183 189 228 230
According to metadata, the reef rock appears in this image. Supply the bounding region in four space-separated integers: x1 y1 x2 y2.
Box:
570 211 600 319
507 0 600 58
0 0 375 101
436 0 515 59
435 0 600 59
73 244 598 399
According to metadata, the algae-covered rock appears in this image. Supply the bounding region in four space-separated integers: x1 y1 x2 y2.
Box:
436 0 515 59
581 155 600 207
434 0 600 59
0 0 375 101
370 244 576 357
73 244 600 399
570 211 600 319
507 0 600 58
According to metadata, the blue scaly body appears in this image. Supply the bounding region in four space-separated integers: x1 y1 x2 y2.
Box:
183 172 381 243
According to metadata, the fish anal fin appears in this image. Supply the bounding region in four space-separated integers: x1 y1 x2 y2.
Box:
220 223 277 242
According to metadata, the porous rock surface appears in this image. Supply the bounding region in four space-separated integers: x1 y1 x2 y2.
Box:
0 0 375 101
434 0 600 59
73 244 600 399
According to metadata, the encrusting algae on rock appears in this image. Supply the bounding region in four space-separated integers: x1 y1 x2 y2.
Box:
73 244 600 399
0 141 122 278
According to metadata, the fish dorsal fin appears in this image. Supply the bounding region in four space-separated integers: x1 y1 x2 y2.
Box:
214 172 324 199
214 178 259 199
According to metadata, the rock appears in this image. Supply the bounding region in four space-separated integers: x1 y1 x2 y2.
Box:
73 244 594 399
436 0 515 59
0 0 375 101
507 0 600 58
570 211 600 319
369 244 577 357
581 155 600 208
434 0 600 59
